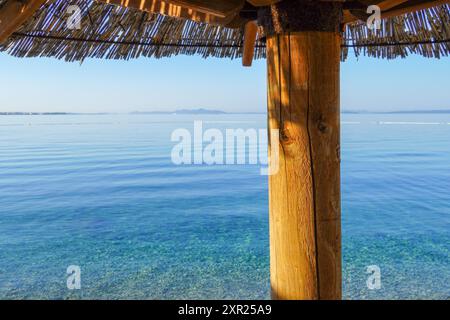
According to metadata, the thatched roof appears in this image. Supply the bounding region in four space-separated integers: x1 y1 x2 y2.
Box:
0 0 449 62
343 1 450 60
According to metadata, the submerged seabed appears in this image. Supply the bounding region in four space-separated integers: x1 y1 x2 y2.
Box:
0 114 449 299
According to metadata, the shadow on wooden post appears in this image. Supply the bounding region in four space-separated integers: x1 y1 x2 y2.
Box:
264 0 342 300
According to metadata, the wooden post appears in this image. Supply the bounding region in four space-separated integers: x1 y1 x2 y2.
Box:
264 0 342 300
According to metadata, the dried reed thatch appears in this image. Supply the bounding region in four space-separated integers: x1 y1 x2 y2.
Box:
343 3 450 60
0 0 449 62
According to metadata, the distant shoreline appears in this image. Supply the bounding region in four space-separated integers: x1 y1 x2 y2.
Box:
341 110 450 114
0 110 263 116
2 109 450 116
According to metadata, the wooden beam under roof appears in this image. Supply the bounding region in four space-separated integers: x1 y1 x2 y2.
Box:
382 0 450 18
165 0 245 18
98 0 246 27
101 0 245 18
376 0 410 10
0 0 47 44
343 0 409 23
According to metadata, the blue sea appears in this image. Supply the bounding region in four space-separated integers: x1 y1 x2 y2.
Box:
0 113 449 300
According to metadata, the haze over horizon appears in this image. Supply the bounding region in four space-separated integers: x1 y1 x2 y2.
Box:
3 108 450 115
1 53 449 113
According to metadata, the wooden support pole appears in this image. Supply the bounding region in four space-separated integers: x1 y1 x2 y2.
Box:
264 0 342 300
0 0 47 44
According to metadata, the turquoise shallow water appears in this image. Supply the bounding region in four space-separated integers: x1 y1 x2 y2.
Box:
0 114 449 299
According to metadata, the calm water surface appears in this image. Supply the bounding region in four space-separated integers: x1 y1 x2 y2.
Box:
0 114 449 299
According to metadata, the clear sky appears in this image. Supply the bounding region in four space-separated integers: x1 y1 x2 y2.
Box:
0 52 449 113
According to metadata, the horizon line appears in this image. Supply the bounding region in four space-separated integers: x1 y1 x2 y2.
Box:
2 109 450 115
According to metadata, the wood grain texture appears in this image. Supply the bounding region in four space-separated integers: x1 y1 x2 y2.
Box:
267 31 341 300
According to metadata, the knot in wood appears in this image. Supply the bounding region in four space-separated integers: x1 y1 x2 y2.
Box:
317 121 329 134
280 127 292 144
